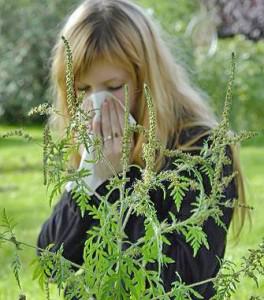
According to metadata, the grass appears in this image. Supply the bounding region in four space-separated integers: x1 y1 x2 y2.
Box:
0 125 263 299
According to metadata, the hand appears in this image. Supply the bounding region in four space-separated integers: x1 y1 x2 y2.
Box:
89 96 135 180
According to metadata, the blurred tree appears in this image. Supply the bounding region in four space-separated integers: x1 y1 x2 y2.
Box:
184 0 264 131
0 0 78 124
195 36 264 131
202 0 264 41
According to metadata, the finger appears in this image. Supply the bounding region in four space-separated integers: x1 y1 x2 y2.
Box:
109 99 122 137
114 99 125 132
101 99 112 142
92 112 102 139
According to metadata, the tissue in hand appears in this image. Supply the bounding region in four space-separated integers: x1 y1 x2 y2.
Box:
65 90 136 193
89 90 136 125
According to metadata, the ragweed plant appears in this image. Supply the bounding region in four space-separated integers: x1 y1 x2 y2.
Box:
0 37 263 300
0 128 33 143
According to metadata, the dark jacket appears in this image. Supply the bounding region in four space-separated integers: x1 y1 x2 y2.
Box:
37 126 237 299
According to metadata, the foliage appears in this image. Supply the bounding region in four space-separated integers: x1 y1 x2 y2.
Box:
212 239 264 299
1 209 25 298
0 36 263 299
0 125 263 299
139 0 264 132
0 0 78 124
195 36 264 131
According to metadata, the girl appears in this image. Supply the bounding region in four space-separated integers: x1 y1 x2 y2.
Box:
37 0 249 298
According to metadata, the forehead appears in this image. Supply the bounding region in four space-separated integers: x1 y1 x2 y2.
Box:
77 59 129 84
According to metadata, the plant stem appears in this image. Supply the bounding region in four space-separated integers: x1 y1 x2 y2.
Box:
1 236 88 273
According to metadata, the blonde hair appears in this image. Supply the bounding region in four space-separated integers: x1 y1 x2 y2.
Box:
48 0 251 242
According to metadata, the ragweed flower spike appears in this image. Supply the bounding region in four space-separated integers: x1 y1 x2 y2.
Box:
28 103 57 117
222 52 236 129
208 52 240 211
142 84 157 185
61 35 77 118
0 129 32 143
43 124 52 186
210 52 236 148
121 84 132 172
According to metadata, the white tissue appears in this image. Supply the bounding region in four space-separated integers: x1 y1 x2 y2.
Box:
90 90 136 125
65 90 136 194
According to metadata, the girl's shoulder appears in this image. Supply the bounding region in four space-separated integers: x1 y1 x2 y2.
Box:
164 124 234 171
178 125 212 148
178 125 234 158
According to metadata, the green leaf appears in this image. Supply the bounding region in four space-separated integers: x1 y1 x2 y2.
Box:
169 181 189 212
11 253 22 290
1 208 17 234
183 225 209 257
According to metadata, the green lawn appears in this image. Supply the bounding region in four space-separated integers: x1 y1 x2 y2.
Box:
0 125 263 299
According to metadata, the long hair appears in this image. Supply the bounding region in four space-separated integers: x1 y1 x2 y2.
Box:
48 0 251 241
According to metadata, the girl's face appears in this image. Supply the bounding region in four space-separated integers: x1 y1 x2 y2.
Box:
75 59 136 116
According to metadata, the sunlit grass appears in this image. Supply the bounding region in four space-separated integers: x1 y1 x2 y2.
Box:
0 125 263 299
0 125 63 300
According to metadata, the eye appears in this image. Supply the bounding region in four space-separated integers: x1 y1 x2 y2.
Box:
108 85 123 91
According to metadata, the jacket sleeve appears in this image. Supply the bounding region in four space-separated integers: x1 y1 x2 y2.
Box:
37 188 97 267
123 141 237 299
